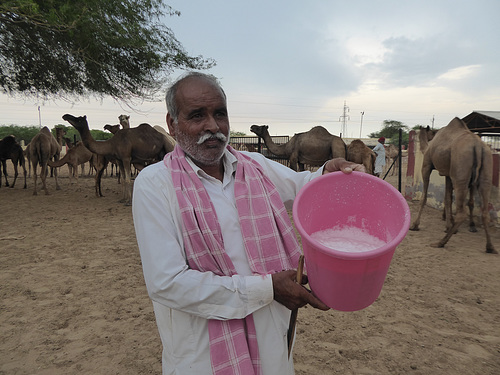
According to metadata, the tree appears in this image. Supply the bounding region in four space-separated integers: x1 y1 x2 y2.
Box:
368 120 410 147
0 0 215 102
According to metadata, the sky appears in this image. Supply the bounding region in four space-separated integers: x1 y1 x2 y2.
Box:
1 0 499 138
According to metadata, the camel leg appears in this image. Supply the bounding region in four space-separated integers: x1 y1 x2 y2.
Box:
477 169 496 254
466 187 477 233
1 160 8 187
9 162 18 188
410 162 433 231
289 151 299 172
443 177 455 232
118 160 132 204
53 158 61 190
95 166 105 197
32 160 39 195
40 163 50 195
434 184 468 248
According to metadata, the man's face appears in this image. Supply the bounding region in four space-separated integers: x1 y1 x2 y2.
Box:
167 77 229 166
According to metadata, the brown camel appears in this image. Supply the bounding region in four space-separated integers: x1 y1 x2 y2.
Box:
47 142 94 184
64 114 175 204
409 118 496 254
250 125 346 171
153 125 177 151
119 115 130 129
384 144 399 176
0 135 27 189
346 139 375 174
29 126 63 195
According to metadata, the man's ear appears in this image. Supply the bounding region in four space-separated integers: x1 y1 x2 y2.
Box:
166 113 175 137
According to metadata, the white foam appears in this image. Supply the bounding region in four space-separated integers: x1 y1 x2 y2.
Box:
310 226 386 253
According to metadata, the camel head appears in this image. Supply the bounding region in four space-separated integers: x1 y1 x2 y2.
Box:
63 114 88 133
250 124 269 138
119 114 130 128
104 124 121 134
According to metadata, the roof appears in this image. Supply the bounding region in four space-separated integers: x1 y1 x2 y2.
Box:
462 111 500 134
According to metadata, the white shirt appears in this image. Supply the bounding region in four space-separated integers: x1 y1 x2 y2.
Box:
373 142 386 173
132 150 323 375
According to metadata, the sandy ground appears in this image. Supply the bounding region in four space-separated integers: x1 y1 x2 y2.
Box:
1 161 499 375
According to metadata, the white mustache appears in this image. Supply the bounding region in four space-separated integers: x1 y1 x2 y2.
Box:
197 132 227 145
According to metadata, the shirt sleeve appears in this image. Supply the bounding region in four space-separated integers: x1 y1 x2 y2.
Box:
132 164 274 321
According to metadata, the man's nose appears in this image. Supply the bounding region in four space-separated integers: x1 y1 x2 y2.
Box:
204 115 220 133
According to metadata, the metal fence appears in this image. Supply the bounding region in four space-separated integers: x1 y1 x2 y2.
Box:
230 135 291 167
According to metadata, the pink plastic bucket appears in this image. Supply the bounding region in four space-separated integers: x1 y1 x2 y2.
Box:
292 171 410 311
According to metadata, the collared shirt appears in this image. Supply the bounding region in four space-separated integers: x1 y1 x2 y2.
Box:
132 149 323 375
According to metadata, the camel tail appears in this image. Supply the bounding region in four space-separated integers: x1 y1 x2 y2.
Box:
470 142 483 187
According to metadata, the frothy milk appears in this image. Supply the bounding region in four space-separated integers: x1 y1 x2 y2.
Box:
311 226 386 253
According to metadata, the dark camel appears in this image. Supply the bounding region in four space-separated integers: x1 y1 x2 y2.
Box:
250 125 346 171
29 127 64 195
346 139 375 174
409 118 496 254
64 114 175 204
0 135 27 189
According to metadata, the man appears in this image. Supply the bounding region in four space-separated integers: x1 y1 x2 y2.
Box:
132 72 365 375
373 136 386 177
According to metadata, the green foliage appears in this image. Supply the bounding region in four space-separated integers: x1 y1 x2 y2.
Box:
230 131 247 137
0 0 215 101
368 120 410 147
0 124 40 143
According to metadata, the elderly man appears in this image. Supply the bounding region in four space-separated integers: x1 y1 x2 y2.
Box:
132 72 364 375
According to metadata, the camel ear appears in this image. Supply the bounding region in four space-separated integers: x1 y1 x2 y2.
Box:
264 125 268 130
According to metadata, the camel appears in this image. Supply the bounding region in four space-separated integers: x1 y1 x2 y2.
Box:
0 135 27 189
104 124 121 134
119 115 130 129
250 125 346 171
47 142 94 184
29 126 63 195
384 144 399 176
409 118 496 254
63 114 175 204
346 139 375 174
153 125 177 151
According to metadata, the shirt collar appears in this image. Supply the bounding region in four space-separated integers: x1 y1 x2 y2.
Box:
185 148 238 182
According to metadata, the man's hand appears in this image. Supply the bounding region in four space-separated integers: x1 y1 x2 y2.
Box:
323 158 366 174
272 270 330 311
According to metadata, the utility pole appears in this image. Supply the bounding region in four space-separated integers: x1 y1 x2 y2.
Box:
38 105 42 129
339 100 350 138
360 111 365 138
431 115 435 129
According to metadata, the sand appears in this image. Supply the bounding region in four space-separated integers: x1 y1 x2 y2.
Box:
1 162 499 375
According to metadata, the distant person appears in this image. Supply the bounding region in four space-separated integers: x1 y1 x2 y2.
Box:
132 71 365 375
373 137 386 177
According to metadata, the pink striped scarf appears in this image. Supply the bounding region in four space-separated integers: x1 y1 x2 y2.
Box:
164 145 301 375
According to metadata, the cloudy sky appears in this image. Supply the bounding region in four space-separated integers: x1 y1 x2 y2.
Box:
1 0 499 137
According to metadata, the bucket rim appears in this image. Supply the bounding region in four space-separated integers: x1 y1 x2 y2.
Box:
292 171 411 260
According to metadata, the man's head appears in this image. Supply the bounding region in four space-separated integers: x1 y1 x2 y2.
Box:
166 72 229 166
378 137 385 144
